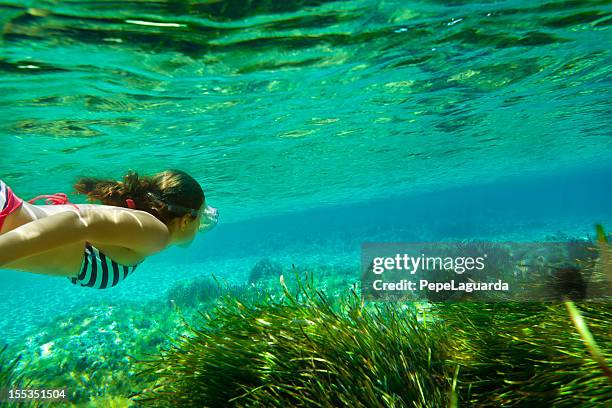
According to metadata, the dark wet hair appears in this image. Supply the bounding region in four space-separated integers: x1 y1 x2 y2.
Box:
74 169 204 225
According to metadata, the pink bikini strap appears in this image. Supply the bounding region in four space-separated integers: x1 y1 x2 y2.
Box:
28 193 81 212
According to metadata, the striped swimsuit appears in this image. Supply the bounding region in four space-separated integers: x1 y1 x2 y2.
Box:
68 243 141 289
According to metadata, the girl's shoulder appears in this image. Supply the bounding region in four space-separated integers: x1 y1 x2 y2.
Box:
77 204 170 255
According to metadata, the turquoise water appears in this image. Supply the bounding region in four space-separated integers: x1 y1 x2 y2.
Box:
1 0 611 404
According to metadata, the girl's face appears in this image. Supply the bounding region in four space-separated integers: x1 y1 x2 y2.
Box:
175 203 219 247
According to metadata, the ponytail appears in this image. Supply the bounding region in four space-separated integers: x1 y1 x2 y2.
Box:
73 169 204 225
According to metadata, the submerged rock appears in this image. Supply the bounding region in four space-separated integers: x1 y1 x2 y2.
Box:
248 258 284 284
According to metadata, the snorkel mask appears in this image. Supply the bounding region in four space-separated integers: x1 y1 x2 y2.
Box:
146 192 218 233
198 204 219 232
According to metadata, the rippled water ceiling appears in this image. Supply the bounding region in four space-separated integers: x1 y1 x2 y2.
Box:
1 0 610 222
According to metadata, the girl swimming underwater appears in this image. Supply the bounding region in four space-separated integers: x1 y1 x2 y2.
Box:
0 169 218 289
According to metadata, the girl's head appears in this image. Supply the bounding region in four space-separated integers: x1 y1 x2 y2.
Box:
74 169 218 245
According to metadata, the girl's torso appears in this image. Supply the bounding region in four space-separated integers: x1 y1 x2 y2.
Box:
0 202 145 278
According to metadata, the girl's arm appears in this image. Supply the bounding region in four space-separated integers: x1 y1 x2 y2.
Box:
0 211 83 267
0 208 169 268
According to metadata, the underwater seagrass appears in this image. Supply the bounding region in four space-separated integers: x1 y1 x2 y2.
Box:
132 261 610 407
0 345 20 390
435 301 611 407
0 344 41 408
437 225 611 407
133 275 455 407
